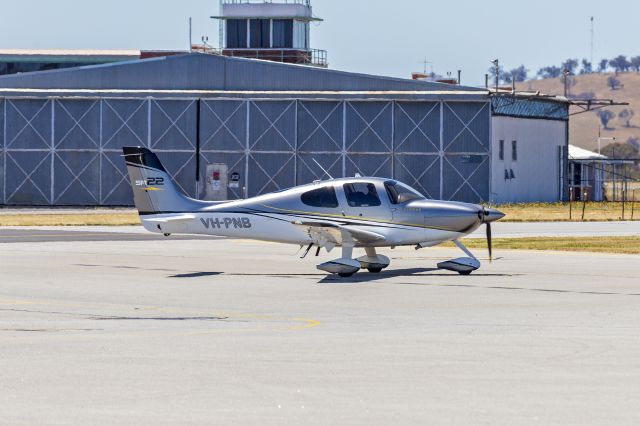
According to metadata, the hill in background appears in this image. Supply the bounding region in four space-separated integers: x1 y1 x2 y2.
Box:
517 73 640 153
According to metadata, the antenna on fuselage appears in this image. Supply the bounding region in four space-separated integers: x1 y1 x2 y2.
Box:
311 158 334 180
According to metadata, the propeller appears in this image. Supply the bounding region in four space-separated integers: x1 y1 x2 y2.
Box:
481 206 504 263
486 221 493 262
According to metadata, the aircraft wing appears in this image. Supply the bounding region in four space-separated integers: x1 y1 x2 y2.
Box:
292 220 385 248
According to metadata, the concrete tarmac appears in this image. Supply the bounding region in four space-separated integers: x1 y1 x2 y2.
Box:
1 237 640 425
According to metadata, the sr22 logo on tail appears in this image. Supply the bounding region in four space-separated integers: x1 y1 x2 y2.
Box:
135 177 165 187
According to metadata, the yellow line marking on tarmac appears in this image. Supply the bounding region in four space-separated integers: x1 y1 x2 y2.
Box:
289 318 321 331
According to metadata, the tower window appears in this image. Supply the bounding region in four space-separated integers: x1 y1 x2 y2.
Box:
226 19 247 48
498 140 504 160
512 140 518 161
250 19 271 48
272 19 293 48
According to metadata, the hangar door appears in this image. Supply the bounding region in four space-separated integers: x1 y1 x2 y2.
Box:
0 97 490 206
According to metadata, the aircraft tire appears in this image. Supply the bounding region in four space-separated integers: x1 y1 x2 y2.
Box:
458 270 473 276
338 272 355 278
367 267 383 273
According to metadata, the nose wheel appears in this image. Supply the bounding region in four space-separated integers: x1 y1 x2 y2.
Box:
437 240 481 275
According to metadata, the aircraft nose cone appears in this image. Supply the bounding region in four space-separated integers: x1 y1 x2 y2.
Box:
482 207 505 223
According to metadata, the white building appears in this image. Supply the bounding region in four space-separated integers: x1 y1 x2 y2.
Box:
490 96 569 204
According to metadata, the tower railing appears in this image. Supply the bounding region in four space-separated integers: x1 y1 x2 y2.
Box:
221 0 311 5
222 48 327 67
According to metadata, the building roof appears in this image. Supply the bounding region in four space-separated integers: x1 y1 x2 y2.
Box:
0 52 486 93
569 145 607 160
0 49 141 63
0 87 490 101
492 94 569 121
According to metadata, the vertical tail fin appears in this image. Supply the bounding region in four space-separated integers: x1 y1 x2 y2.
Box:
123 147 201 214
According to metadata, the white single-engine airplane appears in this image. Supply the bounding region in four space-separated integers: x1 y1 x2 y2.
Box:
123 147 505 277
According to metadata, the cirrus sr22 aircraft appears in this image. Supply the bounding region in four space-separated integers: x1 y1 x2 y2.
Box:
123 147 505 277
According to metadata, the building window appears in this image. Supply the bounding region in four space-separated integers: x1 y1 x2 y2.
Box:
343 183 381 207
293 20 309 49
272 19 293 48
226 19 247 48
301 186 339 208
499 140 504 160
512 140 518 161
250 19 271 48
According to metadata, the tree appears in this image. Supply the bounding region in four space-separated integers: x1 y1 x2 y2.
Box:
562 58 579 75
630 56 640 72
508 65 528 83
596 109 615 129
487 65 514 85
580 59 593 74
607 76 622 90
609 55 630 73
537 66 562 79
572 91 596 100
560 73 577 97
601 142 639 159
618 109 635 127
598 59 609 73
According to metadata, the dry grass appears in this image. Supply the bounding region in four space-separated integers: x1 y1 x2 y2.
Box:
0 213 140 226
457 236 640 255
498 201 639 222
517 73 640 151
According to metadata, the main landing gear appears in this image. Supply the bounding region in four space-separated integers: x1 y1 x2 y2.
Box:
316 245 390 278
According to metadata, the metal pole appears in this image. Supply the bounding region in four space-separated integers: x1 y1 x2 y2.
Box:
457 70 461 85
569 187 573 220
590 17 594 67
581 190 587 221
189 17 193 52
195 98 201 198
622 168 627 220
632 190 636 220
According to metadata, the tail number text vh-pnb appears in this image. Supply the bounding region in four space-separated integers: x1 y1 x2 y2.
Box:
201 217 252 229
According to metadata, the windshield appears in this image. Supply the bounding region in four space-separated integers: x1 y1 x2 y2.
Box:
384 180 425 204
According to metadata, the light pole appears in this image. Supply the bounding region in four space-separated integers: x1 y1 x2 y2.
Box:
490 59 499 92
597 136 615 155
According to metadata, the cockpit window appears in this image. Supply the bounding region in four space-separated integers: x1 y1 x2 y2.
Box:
301 186 339 208
384 180 424 204
343 183 381 207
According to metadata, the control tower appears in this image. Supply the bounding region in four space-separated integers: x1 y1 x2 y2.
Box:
212 0 327 67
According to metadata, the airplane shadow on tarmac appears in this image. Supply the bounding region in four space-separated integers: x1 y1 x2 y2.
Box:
165 268 518 282
318 268 520 284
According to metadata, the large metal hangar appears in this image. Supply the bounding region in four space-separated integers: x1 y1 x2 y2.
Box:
0 53 569 206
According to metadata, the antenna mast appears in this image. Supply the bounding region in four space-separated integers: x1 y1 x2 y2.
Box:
311 158 334 180
590 16 594 67
189 17 193 53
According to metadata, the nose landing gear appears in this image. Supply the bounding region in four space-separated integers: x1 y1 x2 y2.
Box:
437 239 481 275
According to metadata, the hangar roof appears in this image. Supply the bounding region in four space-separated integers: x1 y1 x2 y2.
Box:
0 52 485 93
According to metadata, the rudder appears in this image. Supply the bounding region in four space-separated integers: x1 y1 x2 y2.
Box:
122 147 201 214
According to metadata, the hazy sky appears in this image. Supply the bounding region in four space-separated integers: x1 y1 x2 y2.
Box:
2 0 640 85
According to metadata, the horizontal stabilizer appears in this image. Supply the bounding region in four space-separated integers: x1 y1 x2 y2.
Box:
143 214 196 224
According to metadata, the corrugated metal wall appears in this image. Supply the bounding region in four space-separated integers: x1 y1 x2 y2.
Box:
0 97 490 206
